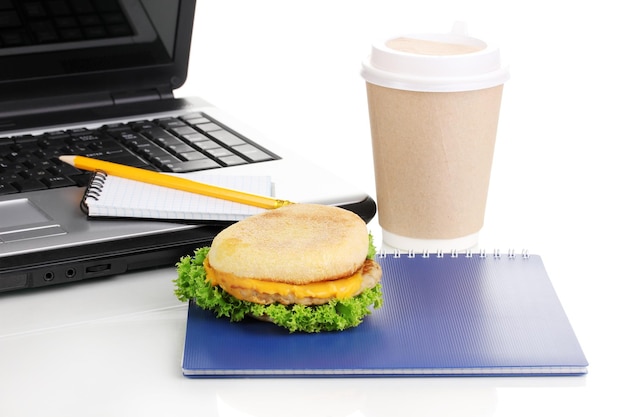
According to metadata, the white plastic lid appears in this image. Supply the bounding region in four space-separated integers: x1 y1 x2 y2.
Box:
361 23 509 92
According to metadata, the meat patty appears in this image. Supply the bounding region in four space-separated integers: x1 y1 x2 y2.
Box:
225 259 382 306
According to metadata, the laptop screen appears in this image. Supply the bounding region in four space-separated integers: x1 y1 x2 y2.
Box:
0 0 194 105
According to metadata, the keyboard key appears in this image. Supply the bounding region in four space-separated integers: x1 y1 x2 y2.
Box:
179 151 206 161
79 15 102 27
83 148 138 162
48 2 72 16
219 155 247 166
120 134 158 151
59 27 82 41
194 122 221 133
70 131 109 144
22 168 49 180
162 159 221 173
180 132 211 144
150 154 182 169
42 176 76 188
1 162 25 175
86 138 124 151
0 183 18 195
193 140 221 150
154 135 185 148
49 162 79 176
0 173 21 184
170 126 197 136
103 153 150 168
156 117 185 127
140 126 178 143
70 1 95 14
5 151 27 163
107 22 133 37
136 147 171 161
23 3 47 18
130 120 154 131
166 143 195 154
208 130 246 146
1 31 28 46
70 173 93 187
0 11 21 28
206 147 233 159
10 135 38 145
13 178 47 192
180 112 206 121
233 144 274 162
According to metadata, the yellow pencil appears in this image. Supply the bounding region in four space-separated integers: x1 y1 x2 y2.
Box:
59 155 294 210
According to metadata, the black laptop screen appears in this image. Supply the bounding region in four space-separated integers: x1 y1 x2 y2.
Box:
0 0 193 101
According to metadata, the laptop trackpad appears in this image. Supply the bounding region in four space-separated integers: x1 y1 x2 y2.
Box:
0 199 66 242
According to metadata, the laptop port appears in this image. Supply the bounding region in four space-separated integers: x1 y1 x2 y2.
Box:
43 271 55 281
85 264 112 274
65 268 77 278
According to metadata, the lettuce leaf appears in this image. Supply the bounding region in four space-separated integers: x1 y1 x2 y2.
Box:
367 232 377 260
174 243 383 333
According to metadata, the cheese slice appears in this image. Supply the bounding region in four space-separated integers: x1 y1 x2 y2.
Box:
204 258 363 302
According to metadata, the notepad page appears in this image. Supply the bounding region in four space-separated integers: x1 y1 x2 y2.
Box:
84 173 272 221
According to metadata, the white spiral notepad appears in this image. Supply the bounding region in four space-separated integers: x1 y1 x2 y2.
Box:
81 171 272 221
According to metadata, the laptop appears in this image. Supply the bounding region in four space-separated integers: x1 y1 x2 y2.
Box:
0 0 376 292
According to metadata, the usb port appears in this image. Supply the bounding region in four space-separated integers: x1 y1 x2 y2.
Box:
85 264 111 273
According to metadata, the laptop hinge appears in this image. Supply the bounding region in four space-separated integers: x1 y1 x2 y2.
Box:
0 87 175 120
111 87 174 105
0 87 178 133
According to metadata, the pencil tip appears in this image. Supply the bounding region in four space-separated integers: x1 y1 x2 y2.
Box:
58 155 73 164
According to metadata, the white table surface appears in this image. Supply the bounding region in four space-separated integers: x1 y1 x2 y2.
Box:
2 1 625 415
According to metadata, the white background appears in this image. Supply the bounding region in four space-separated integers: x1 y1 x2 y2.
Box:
2 1 625 415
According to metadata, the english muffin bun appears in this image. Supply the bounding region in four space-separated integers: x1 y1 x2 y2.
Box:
175 204 383 333
208 203 370 283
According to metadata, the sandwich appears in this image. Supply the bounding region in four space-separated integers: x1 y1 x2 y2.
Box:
174 203 383 333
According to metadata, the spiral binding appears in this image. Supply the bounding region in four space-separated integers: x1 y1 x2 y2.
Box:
80 170 108 215
377 248 530 259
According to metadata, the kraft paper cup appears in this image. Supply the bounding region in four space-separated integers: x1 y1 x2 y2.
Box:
361 23 509 252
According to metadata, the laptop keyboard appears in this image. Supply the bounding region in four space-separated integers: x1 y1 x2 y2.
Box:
0 112 279 195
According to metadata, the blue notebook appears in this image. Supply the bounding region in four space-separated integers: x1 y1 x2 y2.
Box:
181 252 588 377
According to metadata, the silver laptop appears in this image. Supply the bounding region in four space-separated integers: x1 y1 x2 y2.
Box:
0 0 375 292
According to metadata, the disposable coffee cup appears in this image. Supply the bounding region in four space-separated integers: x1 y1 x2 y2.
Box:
361 23 509 252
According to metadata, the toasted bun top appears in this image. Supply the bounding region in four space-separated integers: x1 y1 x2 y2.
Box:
208 204 369 284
